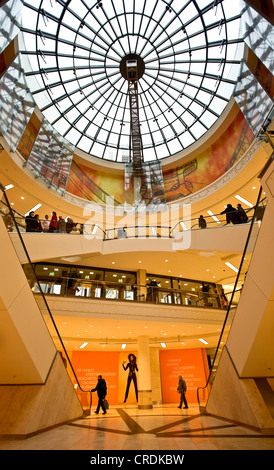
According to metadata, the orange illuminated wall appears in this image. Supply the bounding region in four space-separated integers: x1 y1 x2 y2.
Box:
66 159 124 205
71 351 120 407
162 110 254 202
160 348 210 404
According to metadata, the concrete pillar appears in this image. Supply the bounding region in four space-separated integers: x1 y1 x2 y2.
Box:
137 336 153 409
137 268 147 301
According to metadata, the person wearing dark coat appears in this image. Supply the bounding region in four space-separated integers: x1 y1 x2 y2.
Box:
221 204 240 224
198 215 207 229
177 375 188 409
25 211 36 232
122 354 138 403
92 375 107 415
236 204 248 223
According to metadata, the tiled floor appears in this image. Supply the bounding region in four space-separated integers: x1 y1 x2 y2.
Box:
1 405 274 451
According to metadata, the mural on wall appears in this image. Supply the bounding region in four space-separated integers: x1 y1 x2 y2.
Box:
162 110 254 202
65 110 254 206
66 159 124 206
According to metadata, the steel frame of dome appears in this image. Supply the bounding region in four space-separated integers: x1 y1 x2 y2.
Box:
20 0 243 163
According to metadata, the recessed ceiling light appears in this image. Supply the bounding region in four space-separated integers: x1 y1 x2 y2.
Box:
225 262 239 273
235 195 253 208
5 184 14 190
160 343 167 348
121 344 127 349
198 338 208 345
207 210 220 223
79 342 88 349
112 261 115 264
21 196 24 200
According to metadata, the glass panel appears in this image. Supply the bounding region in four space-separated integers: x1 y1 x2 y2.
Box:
20 0 243 160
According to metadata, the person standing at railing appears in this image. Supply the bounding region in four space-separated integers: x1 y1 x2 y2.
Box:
34 214 42 232
198 215 207 229
57 215 66 233
41 214 50 232
220 288 228 309
25 211 36 232
221 204 240 224
49 211 58 232
236 204 248 223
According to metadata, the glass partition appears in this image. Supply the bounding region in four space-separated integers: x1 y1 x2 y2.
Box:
0 186 94 412
197 185 264 406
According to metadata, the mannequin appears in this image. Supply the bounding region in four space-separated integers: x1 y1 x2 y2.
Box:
122 353 138 403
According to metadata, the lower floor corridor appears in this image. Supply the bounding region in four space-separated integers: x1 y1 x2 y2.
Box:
1 404 274 451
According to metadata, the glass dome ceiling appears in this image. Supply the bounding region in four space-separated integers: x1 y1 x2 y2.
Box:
21 0 243 163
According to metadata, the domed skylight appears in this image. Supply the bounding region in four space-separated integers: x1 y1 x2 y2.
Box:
21 0 243 163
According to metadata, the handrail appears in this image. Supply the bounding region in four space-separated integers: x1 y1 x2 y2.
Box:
31 276 229 309
0 186 93 407
196 185 263 407
1 197 266 240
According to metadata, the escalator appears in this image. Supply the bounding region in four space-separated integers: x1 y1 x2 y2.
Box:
0 183 93 438
197 157 274 433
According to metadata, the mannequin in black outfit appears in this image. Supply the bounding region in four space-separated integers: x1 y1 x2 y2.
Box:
122 354 138 403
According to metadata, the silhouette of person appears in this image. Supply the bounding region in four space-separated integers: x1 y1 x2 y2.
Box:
122 353 138 403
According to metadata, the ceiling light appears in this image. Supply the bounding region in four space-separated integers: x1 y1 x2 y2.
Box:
207 210 220 223
21 196 24 200
198 339 208 345
180 222 187 230
225 262 239 273
24 203 42 216
160 343 167 348
121 344 127 349
234 195 253 208
5 184 14 190
79 342 88 349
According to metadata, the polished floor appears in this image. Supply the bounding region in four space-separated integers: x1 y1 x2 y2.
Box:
1 404 274 451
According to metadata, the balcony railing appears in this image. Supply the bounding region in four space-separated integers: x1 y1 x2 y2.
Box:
0 197 267 239
28 276 239 310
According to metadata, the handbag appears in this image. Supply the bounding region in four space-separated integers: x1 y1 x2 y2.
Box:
103 398 109 409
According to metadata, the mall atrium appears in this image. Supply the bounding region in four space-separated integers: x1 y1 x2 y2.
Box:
0 0 273 451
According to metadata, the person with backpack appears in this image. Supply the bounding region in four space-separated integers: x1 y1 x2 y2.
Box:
177 375 188 409
92 374 107 415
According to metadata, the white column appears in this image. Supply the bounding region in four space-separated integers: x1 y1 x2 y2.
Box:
137 336 153 409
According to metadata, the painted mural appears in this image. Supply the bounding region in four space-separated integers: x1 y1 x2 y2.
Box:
65 110 254 206
66 159 124 206
162 110 254 203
